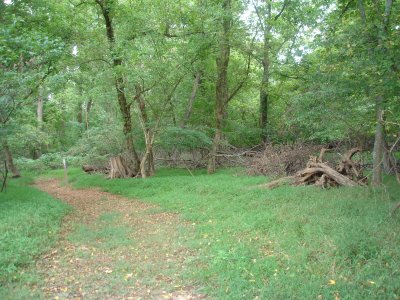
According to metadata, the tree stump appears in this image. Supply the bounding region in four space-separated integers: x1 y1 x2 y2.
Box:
109 155 136 179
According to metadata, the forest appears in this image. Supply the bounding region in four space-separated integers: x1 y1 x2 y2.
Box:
1 0 400 299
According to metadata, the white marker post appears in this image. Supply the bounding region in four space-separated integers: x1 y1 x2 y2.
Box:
63 158 68 183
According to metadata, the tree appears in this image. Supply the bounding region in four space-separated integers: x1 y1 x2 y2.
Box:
0 0 67 176
94 0 141 173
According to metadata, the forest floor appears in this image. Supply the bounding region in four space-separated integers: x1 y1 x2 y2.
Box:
1 168 399 299
33 179 205 300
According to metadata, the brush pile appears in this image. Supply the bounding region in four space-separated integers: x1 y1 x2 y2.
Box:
247 143 321 177
264 147 367 189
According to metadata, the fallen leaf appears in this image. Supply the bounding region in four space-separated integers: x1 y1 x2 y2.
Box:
125 273 133 280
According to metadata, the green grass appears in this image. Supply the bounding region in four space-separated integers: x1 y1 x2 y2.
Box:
48 168 400 299
0 177 70 299
68 212 133 249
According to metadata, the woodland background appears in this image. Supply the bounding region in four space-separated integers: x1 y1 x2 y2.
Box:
1 0 399 183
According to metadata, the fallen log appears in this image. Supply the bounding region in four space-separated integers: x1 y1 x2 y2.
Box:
82 165 109 174
297 164 358 187
261 147 366 189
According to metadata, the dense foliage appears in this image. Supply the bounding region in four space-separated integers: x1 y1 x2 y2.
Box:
0 0 399 179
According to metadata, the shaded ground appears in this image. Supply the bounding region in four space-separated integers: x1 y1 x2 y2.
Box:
34 179 205 300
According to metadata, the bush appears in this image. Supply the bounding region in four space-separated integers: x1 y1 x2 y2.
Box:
15 153 85 172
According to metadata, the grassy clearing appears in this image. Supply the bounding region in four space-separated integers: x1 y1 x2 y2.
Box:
47 168 400 299
0 177 69 299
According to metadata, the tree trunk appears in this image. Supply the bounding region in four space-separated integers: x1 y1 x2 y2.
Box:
181 71 202 128
207 0 231 174
85 99 92 130
140 135 154 178
2 141 20 178
109 155 134 179
37 91 43 124
372 97 384 185
135 84 155 177
34 88 44 159
371 0 393 185
97 0 140 173
259 2 271 143
77 102 83 124
207 108 224 174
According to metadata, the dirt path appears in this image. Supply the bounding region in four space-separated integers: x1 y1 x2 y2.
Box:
34 179 205 300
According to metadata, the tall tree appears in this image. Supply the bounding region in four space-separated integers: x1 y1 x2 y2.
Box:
94 0 141 173
207 0 232 174
255 0 289 143
369 0 395 185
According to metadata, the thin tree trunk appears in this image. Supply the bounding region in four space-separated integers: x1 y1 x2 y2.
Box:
2 141 20 178
35 88 44 159
259 2 271 143
77 102 83 124
37 91 43 124
85 99 92 130
97 0 140 173
181 71 202 128
135 84 155 177
207 0 231 174
372 97 384 185
259 43 269 143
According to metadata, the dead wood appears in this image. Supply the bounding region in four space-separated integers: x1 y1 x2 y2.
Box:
82 165 109 174
318 148 332 162
262 147 366 189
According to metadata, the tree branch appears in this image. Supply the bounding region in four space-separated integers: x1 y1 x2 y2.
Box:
226 53 252 104
274 0 289 21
